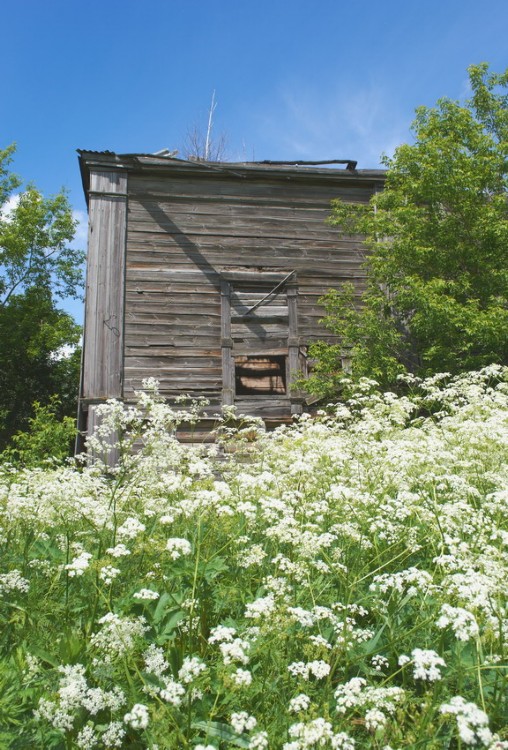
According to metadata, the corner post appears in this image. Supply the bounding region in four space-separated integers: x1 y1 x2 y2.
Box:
79 169 128 457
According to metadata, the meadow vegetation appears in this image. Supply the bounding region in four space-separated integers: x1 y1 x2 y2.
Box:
0 368 507 748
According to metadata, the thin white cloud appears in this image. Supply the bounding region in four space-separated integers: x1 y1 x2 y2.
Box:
72 209 88 245
0 193 21 222
256 81 410 169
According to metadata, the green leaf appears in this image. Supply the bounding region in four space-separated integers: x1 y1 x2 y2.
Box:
192 721 252 748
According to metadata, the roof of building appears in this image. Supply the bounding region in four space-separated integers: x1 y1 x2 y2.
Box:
77 149 386 204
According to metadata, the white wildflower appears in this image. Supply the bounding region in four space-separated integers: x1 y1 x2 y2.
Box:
238 544 267 567
116 517 145 541
178 656 206 683
249 731 269 749
166 537 192 559
370 566 434 597
331 732 355 749
231 711 257 734
399 648 446 681
65 552 92 577
99 565 121 584
143 644 169 678
24 653 41 679
286 718 337 749
208 625 236 644
105 543 131 557
133 588 159 600
436 604 479 641
231 668 252 686
0 569 30 594
287 607 315 627
244 594 276 619
124 703 149 730
335 677 367 713
288 660 330 680
365 708 387 732
371 655 389 672
309 634 332 650
440 696 493 746
335 678 404 715
159 679 185 706
219 638 250 665
91 613 148 661
76 725 98 749
101 721 125 747
289 694 311 713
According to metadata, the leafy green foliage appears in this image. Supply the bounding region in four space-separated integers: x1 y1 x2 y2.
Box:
0 397 77 468
0 144 83 448
307 64 508 396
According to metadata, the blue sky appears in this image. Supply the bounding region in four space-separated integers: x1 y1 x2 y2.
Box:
2 0 508 322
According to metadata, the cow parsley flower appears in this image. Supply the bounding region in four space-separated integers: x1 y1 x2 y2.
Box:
285 718 355 750
436 604 479 641
287 607 315 627
231 668 252 686
365 708 387 732
0 569 30 594
288 660 330 680
91 613 148 661
133 588 159 600
440 696 493 746
219 638 250 665
159 679 185 706
249 731 269 749
371 655 389 672
399 648 446 681
244 594 276 619
105 543 131 557
99 565 120 584
143 644 169 678
166 537 192 559
178 656 206 683
231 711 257 734
289 694 311 713
65 552 92 577
101 722 125 747
76 725 98 749
208 625 236 644
124 703 149 730
116 517 146 541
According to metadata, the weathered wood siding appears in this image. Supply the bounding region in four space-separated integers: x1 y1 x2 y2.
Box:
82 170 127 399
123 167 377 411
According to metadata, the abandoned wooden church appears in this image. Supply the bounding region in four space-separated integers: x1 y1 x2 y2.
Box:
77 151 384 441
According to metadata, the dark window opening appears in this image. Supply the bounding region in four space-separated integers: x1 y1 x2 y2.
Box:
235 355 287 396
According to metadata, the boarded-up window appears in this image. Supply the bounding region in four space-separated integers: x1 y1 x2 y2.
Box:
220 271 297 406
235 355 287 395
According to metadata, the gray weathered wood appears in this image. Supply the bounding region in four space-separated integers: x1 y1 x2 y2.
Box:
78 151 383 436
82 170 127 401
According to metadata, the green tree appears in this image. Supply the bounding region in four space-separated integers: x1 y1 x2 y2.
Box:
306 63 508 396
0 144 83 447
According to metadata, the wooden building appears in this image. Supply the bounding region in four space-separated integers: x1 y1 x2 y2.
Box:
77 151 385 441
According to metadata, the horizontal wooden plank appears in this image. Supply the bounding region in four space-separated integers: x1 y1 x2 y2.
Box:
125 346 220 358
126 234 366 253
233 398 293 418
124 355 221 369
128 175 375 206
124 371 222 384
125 304 221 317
